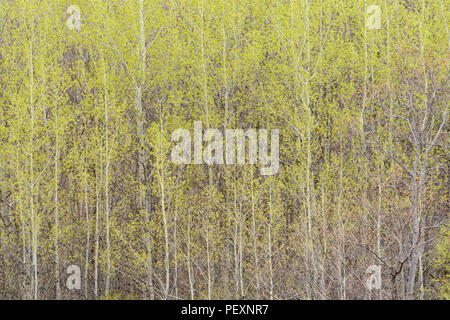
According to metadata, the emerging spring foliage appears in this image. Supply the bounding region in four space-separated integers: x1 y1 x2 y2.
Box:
0 0 448 300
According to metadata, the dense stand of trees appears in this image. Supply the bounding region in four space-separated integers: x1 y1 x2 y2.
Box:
0 0 448 300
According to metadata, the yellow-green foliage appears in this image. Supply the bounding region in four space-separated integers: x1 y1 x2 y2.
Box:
0 0 448 300
432 231 450 300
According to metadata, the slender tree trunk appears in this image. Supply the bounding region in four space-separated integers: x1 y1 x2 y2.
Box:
233 181 239 299
15 114 28 298
406 147 421 299
187 209 194 299
377 164 382 300
94 161 102 298
29 37 39 301
159 120 170 299
320 184 327 299
268 183 274 300
54 105 61 300
103 56 111 295
337 142 345 299
251 181 261 298
84 157 90 299
173 196 178 299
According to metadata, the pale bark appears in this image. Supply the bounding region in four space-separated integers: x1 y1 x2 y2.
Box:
54 103 61 300
187 209 194 299
268 183 274 300
94 161 102 298
159 128 170 299
136 0 154 300
84 157 90 299
104 61 111 295
29 37 39 300
251 181 261 299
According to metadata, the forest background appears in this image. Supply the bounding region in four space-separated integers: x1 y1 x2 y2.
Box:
0 0 448 300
